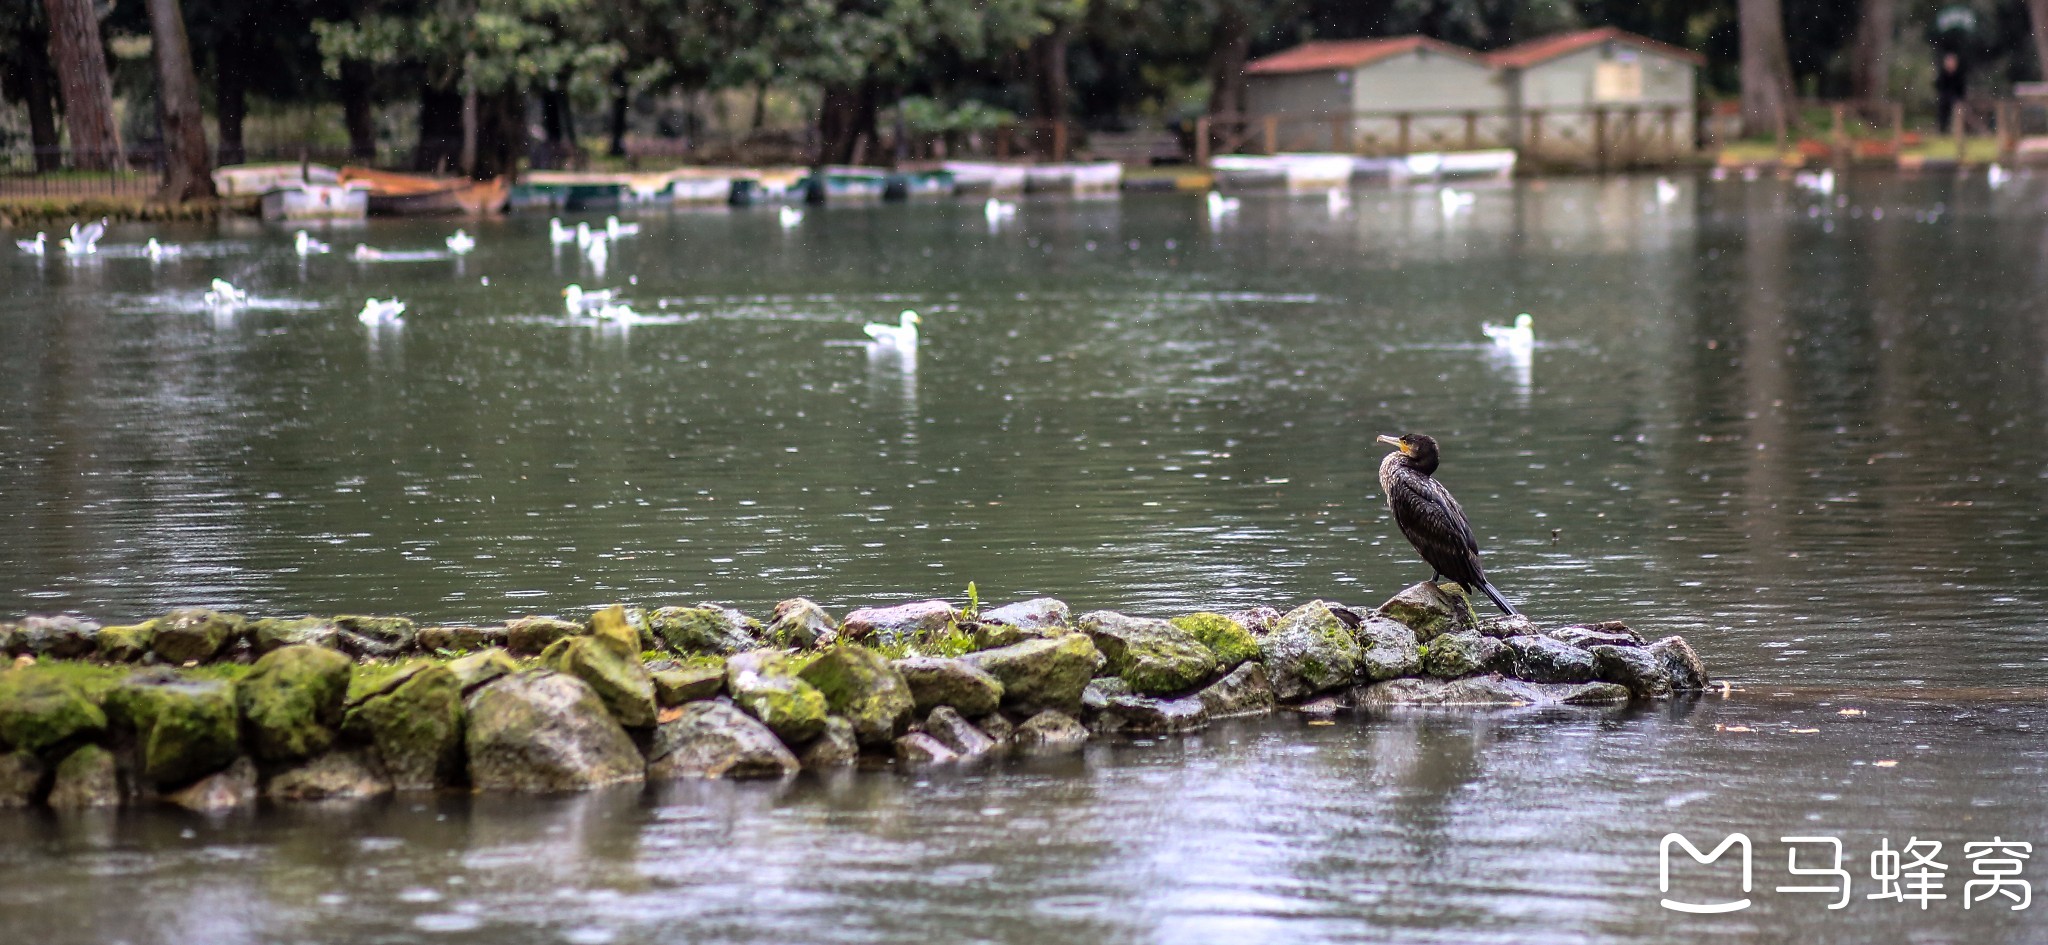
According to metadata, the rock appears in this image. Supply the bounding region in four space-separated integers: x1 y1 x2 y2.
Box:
47 744 120 809
1647 636 1709 690
1477 614 1538 639
1549 623 1645 649
1355 616 1422 682
797 646 915 746
417 624 504 653
1351 675 1631 707
22 616 101 660
1258 601 1363 701
506 616 587 656
265 750 392 802
1169 612 1261 669
539 636 658 729
798 716 861 769
344 665 464 791
1376 583 1478 641
1590 645 1673 699
646 700 799 779
980 598 1071 631
163 757 257 811
647 605 759 655
891 657 1004 717
0 672 106 755
960 633 1103 715
893 732 958 766
248 617 340 654
1095 693 1209 734
0 750 43 806
925 706 996 758
1079 611 1219 695
970 621 1057 650
1422 632 1508 679
651 663 725 706
0 623 18 657
237 645 353 763
1195 661 1276 719
106 673 239 789
839 600 956 647
1081 676 1131 712
96 621 157 662
465 672 645 792
724 652 828 743
979 713 1015 745
151 609 243 663
332 616 417 659
447 648 520 694
1227 606 1285 636
765 599 838 649
1502 635 1598 684
1012 710 1089 755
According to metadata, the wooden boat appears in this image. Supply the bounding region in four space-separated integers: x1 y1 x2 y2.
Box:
215 162 341 197
339 167 510 216
258 180 371 221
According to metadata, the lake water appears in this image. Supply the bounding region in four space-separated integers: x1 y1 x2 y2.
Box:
3 172 2048 943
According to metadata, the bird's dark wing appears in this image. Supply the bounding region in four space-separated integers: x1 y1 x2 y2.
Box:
1389 474 1484 582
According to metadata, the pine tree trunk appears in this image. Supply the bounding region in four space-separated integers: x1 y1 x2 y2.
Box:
341 59 377 160
1030 22 1071 125
146 0 215 201
1205 1 1251 118
2029 0 2048 90
1850 0 1894 102
608 68 629 157
215 30 247 165
4 18 63 170
40 0 123 170
1738 0 1796 138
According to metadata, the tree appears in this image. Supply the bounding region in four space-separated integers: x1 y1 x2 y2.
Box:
1739 0 1795 137
0 3 62 169
1849 0 1892 101
39 0 123 170
2029 0 2048 84
146 0 216 200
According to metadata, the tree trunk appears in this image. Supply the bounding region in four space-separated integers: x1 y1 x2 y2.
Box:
2029 0 2048 87
1029 21 1072 125
471 86 524 180
1850 0 1894 102
4 18 63 170
1205 1 1251 118
214 27 247 165
1738 0 1796 138
460 83 478 177
40 0 123 170
607 67 629 157
413 82 463 174
145 0 214 201
751 83 768 131
817 79 879 166
340 59 377 160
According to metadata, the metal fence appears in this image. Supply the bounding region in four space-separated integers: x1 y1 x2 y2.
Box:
1194 106 1695 170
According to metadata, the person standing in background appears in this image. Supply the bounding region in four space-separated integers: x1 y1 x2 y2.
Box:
1935 52 1968 132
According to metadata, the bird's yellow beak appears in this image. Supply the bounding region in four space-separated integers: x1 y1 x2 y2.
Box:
1376 434 1409 454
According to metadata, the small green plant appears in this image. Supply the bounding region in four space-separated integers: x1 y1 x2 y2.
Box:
963 581 981 622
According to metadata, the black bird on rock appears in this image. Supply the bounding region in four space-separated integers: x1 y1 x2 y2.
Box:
1376 433 1518 616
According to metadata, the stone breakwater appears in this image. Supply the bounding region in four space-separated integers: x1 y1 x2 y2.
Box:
0 584 1710 810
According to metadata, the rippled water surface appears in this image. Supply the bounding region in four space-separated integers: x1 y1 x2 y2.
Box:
3 172 2048 943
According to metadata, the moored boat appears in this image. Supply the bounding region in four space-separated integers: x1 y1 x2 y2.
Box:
339 167 510 216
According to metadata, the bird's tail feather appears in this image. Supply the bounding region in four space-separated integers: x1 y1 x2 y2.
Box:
1477 580 1518 617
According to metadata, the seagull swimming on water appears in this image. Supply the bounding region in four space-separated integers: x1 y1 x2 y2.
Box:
203 278 247 308
984 198 1018 225
1439 187 1475 217
1482 313 1535 353
562 284 620 317
1794 169 1835 196
1327 188 1351 214
863 310 921 351
1988 164 2012 190
295 230 330 256
549 218 576 245
351 243 389 262
604 215 640 238
144 238 181 261
445 229 476 254
779 205 803 228
16 232 46 256
61 218 106 255
1655 178 1680 206
358 297 405 325
1206 191 1240 219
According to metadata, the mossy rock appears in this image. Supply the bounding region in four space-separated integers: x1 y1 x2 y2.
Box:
647 701 799 779
151 609 244 664
506 615 587 656
1421 631 1507 679
0 623 19 657
729 672 828 744
1259 601 1363 702
0 750 43 806
1170 613 1261 669
236 645 353 763
979 598 1071 631
343 664 465 791
960 633 1104 715
97 621 158 663
47 744 120 809
1356 616 1423 682
333 615 418 659
1078 611 1218 695
647 605 760 655
650 664 725 706
248 617 340 654
106 673 240 789
890 657 1004 717
464 671 645 792
418 624 504 653
538 635 658 729
1375 582 1476 642
798 715 860 769
265 750 393 802
765 598 839 649
839 600 955 648
796 645 916 746
448 648 520 694
22 616 101 660
0 671 107 756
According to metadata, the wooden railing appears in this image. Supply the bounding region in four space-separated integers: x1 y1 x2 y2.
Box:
1193 106 1694 170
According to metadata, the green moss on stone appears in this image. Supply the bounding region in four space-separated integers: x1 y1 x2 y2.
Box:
538 635 657 729
796 646 915 746
96 621 158 663
236 645 352 762
0 670 108 755
1170 613 1261 668
107 674 239 788
343 664 464 791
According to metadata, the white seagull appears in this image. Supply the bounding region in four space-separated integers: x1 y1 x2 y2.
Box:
446 229 476 254
863 309 921 351
779 205 804 228
16 232 46 256
358 297 406 325
351 243 389 262
1988 164 2011 190
984 198 1018 225
144 238 181 261
549 217 577 245
604 215 640 238
1439 187 1476 217
203 278 248 308
1206 191 1240 219
1794 169 1835 196
61 218 106 255
1655 178 1680 206
295 230 331 256
562 284 620 317
575 222 595 248
1327 188 1351 214
584 232 608 267
1482 312 1535 352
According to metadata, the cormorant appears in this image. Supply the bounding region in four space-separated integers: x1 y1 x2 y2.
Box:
1376 433 1518 616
